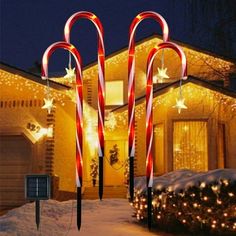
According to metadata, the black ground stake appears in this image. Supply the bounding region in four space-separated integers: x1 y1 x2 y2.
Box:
35 200 40 230
129 156 134 201
99 156 103 200
77 187 82 230
147 187 152 230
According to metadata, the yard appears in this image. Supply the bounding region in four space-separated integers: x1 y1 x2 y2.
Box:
0 199 173 236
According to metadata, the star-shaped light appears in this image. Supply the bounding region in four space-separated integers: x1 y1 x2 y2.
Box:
173 97 187 114
156 67 169 83
42 98 55 114
64 67 75 83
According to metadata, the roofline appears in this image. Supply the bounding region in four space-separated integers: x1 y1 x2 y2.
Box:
82 34 160 70
82 33 235 71
3 34 234 78
0 61 70 91
112 76 236 113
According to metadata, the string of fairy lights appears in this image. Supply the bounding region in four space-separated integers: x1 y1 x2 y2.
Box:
131 175 236 234
33 37 234 91
71 37 233 82
1 66 235 139
0 70 69 106
1 37 231 119
1 33 233 103
105 82 236 132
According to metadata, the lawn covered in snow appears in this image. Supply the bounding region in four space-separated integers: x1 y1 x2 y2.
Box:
0 199 173 236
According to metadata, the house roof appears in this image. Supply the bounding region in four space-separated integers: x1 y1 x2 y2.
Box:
79 35 235 100
112 76 236 113
83 34 235 70
31 34 235 79
0 62 70 91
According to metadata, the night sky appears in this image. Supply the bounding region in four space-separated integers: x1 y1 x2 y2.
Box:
1 0 236 74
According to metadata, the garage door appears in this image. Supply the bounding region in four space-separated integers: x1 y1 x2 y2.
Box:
0 135 31 211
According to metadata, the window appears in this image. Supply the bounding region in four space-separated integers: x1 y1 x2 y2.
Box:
105 81 124 106
173 121 208 171
153 123 165 175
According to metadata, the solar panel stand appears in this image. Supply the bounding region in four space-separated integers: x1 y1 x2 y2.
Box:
25 175 50 231
35 199 40 230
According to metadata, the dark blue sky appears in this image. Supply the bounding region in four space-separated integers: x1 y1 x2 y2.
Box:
1 0 235 73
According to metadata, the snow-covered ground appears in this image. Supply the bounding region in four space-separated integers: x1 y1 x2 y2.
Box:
3 169 234 235
0 199 173 236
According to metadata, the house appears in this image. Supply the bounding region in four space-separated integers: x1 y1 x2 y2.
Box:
0 35 235 210
110 76 236 179
81 34 236 184
0 63 73 210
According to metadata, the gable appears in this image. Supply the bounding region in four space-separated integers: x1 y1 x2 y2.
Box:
63 36 235 109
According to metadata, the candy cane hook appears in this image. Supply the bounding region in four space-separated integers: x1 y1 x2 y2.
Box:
146 41 187 229
41 41 83 230
64 11 105 200
128 11 169 201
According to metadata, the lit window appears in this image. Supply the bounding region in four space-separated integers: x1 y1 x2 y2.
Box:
105 81 124 106
173 121 208 171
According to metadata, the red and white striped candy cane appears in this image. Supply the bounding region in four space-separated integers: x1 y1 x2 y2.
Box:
128 11 169 201
145 41 187 229
146 41 187 187
41 41 83 230
64 12 105 200
41 41 83 187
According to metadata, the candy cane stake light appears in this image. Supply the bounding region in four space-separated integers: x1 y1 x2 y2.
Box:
146 41 187 229
64 11 105 200
128 11 169 201
41 41 83 230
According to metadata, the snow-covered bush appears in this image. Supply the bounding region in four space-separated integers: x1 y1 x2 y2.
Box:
132 169 236 235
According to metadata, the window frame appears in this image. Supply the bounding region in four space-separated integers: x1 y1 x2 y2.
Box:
217 122 228 168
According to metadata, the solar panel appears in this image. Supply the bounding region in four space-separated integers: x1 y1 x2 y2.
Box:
25 175 50 200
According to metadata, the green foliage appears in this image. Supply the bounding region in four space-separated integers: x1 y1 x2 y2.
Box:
132 179 236 235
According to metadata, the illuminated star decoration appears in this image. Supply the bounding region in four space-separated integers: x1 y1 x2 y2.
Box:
156 67 169 83
173 96 187 114
42 98 56 114
64 67 75 83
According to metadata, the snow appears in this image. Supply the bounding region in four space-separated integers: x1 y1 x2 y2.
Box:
2 169 235 235
0 199 172 236
134 169 236 194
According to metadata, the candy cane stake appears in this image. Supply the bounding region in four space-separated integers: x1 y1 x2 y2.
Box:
64 11 105 200
128 11 169 201
41 42 83 230
146 41 187 229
